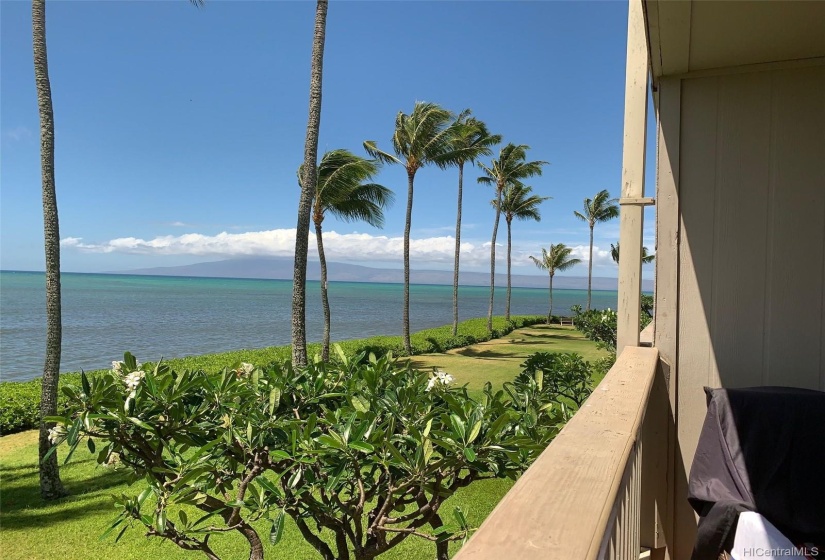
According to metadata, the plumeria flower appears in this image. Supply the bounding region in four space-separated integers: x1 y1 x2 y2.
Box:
123 370 145 391
425 370 454 392
112 361 124 374
47 425 66 444
235 362 255 377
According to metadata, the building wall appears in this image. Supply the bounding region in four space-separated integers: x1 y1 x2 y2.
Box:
656 63 825 557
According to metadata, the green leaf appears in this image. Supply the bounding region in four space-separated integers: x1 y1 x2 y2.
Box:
453 506 469 531
81 370 91 396
288 469 302 489
349 394 370 413
136 486 153 506
450 414 466 442
463 447 476 462
156 509 167 534
178 510 189 527
87 438 96 454
348 441 374 453
467 420 482 444
333 344 347 366
268 388 281 415
123 352 138 371
127 417 154 431
269 450 291 462
270 510 286 545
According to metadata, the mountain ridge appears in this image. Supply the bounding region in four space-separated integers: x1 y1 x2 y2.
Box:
116 257 653 291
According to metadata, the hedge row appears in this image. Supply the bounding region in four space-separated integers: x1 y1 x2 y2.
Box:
0 315 544 435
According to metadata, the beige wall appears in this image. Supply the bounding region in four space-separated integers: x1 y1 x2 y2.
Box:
655 63 825 557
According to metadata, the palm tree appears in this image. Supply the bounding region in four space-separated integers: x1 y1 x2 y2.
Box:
610 242 655 264
32 0 67 501
364 102 459 354
493 184 549 322
574 189 619 310
448 114 500 336
478 144 547 333
292 0 329 367
301 150 393 362
530 244 582 323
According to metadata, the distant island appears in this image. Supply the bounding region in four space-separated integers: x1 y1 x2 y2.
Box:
116 257 653 292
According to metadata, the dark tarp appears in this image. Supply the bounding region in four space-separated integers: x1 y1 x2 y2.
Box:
688 386 825 560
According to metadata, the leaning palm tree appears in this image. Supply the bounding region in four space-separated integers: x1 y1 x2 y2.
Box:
292 0 329 367
300 150 393 362
32 0 67 500
478 144 547 333
530 244 582 323
448 114 501 336
574 189 619 310
364 102 459 354
493 184 549 322
610 241 655 264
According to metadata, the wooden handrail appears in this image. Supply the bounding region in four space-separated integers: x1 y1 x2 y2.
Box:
455 346 660 560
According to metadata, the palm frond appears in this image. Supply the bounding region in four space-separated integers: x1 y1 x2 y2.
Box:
363 141 401 166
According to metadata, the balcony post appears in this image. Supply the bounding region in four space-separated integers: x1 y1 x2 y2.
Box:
617 0 650 353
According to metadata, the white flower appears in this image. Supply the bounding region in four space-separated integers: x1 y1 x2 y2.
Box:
112 361 124 373
425 370 454 392
123 370 145 391
47 425 65 444
235 362 255 376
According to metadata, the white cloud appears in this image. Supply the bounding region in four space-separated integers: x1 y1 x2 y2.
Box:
61 229 517 267
570 244 614 267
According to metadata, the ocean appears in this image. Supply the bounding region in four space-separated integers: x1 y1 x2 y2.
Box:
0 271 619 382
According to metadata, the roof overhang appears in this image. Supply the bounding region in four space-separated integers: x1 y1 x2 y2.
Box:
644 0 825 84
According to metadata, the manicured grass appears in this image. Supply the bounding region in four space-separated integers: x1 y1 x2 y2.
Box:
0 323 605 560
406 323 609 394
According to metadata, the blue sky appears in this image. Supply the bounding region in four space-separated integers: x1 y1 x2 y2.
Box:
1 0 655 278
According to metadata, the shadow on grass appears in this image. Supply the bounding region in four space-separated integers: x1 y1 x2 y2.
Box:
517 331 583 341
0 463 129 531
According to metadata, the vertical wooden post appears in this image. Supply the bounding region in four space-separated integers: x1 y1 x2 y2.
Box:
617 0 650 353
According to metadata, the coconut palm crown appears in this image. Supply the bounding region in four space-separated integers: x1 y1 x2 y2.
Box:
610 242 655 264
574 189 619 310
530 244 582 323
478 143 547 332
299 150 393 362
364 102 462 354
449 113 501 336
493 184 549 322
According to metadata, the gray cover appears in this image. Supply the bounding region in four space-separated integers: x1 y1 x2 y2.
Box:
688 386 825 559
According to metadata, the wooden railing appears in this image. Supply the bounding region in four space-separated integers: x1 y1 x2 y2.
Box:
455 346 661 560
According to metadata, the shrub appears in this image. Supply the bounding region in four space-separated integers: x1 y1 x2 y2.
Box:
0 316 544 436
514 352 595 408
47 350 569 560
571 306 618 351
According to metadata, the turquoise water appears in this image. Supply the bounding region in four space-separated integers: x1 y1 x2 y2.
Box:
0 271 619 381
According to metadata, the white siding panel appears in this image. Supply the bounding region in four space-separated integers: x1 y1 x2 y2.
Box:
676 64 825 472
763 67 825 388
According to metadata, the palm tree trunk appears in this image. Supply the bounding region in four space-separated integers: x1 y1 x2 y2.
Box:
315 221 331 362
586 224 594 311
549 273 554 323
33 0 67 502
505 217 512 323
487 186 503 333
403 170 414 354
452 162 464 337
291 0 328 367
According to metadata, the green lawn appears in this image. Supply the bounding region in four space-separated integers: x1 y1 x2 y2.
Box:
0 324 605 560
406 323 609 393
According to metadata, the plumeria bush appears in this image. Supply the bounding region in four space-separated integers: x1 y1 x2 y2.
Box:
514 352 595 408
571 306 618 351
47 350 571 560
